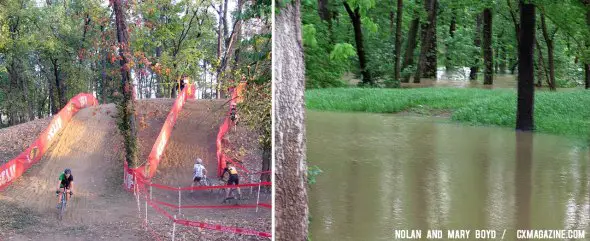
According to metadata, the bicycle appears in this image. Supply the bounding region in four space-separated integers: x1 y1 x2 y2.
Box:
56 187 72 220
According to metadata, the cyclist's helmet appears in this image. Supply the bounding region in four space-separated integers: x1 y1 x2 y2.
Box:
64 168 71 175
196 158 203 164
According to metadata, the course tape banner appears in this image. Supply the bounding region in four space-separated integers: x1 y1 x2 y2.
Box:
0 93 98 190
144 197 271 238
216 81 248 176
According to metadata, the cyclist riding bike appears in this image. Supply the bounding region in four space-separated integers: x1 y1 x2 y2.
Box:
191 158 208 193
56 168 74 208
221 163 241 200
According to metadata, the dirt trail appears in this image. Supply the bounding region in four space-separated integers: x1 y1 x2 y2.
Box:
147 99 271 240
0 104 147 240
0 99 270 241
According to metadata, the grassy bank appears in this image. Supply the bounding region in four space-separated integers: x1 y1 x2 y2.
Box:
306 88 590 139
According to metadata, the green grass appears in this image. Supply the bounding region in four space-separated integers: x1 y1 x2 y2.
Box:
306 88 590 139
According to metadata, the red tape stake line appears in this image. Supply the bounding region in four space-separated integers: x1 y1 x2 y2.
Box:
150 199 259 209
258 203 272 209
174 219 271 238
146 181 272 191
146 199 175 220
144 222 163 241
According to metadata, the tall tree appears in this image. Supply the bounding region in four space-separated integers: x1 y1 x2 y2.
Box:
469 13 482 80
343 1 373 85
584 1 590 89
516 0 535 131
483 8 493 85
414 0 437 83
113 0 138 167
539 12 557 90
317 0 334 43
275 0 308 239
445 9 456 70
401 15 420 83
393 0 403 83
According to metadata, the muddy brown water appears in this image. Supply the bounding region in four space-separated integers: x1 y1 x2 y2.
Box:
307 111 590 241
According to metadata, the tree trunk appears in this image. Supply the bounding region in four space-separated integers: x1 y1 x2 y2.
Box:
223 0 229 40
499 44 507 73
414 0 437 83
275 0 308 240
113 0 138 167
423 0 437 79
261 145 271 183
470 14 482 80
483 8 493 85
540 13 555 90
516 1 535 131
507 0 521 46
584 6 590 89
534 44 544 87
343 2 372 85
585 64 590 89
401 17 420 83
48 66 57 115
393 0 403 83
21 69 34 121
51 58 66 111
318 0 331 22
446 11 456 70
534 37 549 87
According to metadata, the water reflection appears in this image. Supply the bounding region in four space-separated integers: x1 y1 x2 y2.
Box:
307 111 589 241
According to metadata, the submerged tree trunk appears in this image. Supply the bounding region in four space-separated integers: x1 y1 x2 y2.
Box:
516 1 535 131
393 0 403 83
113 0 138 167
470 14 482 80
483 8 493 85
344 1 372 85
275 0 308 239
401 17 420 83
414 0 437 83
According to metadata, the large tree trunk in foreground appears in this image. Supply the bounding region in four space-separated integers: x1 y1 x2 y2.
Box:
113 0 138 167
483 8 493 85
275 0 308 239
393 0 403 83
470 14 482 80
401 17 419 83
516 1 535 131
344 1 372 85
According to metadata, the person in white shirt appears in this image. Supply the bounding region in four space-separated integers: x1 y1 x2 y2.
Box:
191 158 208 192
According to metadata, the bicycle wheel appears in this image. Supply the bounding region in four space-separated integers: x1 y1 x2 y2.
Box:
58 193 66 220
